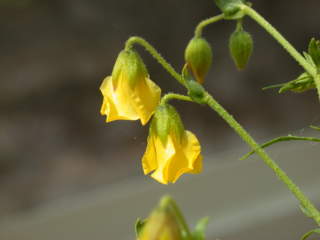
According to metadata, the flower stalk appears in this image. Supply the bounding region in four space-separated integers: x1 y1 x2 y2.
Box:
125 36 186 86
194 14 224 38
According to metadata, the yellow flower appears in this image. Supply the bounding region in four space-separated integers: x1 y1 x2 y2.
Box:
138 196 184 240
142 104 202 184
100 50 161 125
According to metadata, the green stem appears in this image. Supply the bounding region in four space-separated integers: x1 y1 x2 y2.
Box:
125 36 185 86
160 93 192 105
242 5 320 101
194 14 224 37
240 135 320 160
204 91 320 225
243 6 316 76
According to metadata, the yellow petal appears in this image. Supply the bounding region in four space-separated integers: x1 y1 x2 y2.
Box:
100 74 160 124
100 75 140 122
142 134 157 175
183 131 202 173
142 130 202 184
142 136 175 184
131 77 161 125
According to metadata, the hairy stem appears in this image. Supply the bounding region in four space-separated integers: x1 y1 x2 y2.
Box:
243 5 320 101
125 36 185 86
194 14 224 37
204 92 320 225
161 93 192 105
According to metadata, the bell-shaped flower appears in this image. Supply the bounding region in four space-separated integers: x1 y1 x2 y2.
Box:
142 104 202 184
100 49 161 125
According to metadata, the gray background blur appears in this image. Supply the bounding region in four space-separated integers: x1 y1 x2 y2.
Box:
1 0 320 238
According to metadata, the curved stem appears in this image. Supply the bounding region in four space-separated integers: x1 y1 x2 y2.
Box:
194 14 224 37
125 36 185 86
204 91 320 225
240 135 320 160
161 93 192 105
242 5 320 101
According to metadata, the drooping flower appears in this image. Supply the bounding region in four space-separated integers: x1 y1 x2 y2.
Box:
100 49 161 125
142 104 202 184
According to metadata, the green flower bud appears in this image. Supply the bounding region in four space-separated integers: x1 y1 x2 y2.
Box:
137 196 183 240
186 80 206 105
111 49 148 88
229 24 253 70
308 38 320 68
150 104 185 145
184 37 212 84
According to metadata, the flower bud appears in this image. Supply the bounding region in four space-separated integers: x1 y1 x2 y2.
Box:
111 49 148 88
229 25 253 70
184 37 212 84
138 196 183 240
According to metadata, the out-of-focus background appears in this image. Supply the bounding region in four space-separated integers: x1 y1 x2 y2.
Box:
1 0 320 239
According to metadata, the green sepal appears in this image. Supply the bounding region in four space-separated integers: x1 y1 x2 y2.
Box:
229 23 253 70
308 38 320 69
192 217 210 240
111 49 148 88
150 104 185 145
214 0 246 19
135 218 146 238
184 37 213 84
301 228 320 240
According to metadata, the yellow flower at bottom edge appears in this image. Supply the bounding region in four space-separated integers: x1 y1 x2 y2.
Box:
142 104 202 184
100 49 161 125
138 196 183 240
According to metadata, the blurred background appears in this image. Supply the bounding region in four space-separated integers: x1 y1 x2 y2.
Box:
1 0 320 239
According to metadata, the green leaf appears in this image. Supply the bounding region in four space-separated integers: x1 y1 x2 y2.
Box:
240 135 320 160
214 0 246 19
308 38 320 68
310 125 320 131
135 218 146 238
279 72 315 93
301 228 320 240
192 217 209 240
